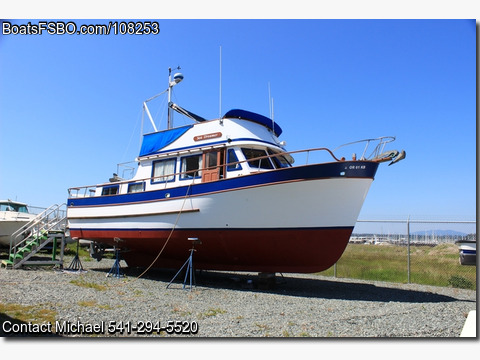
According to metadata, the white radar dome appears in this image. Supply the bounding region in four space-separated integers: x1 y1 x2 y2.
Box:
173 73 184 83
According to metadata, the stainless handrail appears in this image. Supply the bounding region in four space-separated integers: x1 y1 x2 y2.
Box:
332 136 396 160
67 136 396 198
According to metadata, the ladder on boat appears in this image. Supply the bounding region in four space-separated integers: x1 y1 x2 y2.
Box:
1 204 67 269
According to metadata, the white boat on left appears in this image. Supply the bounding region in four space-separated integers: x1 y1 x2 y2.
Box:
0 200 37 247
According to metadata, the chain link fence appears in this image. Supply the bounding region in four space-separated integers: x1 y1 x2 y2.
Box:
319 218 476 290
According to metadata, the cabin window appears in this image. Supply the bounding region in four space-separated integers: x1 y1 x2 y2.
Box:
227 149 242 171
180 154 202 179
127 182 145 193
152 158 176 183
241 148 274 170
267 149 292 168
101 185 119 196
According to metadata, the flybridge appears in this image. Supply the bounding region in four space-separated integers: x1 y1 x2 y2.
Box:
138 108 283 158
139 68 284 158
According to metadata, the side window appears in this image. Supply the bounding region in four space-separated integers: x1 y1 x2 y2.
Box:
227 149 242 171
180 154 202 180
241 148 274 169
18 205 29 213
101 185 119 196
152 158 176 183
127 182 145 193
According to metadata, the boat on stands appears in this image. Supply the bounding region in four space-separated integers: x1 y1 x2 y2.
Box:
66 69 405 273
0 200 37 247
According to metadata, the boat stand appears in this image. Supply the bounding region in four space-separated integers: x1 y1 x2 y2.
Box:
66 238 84 272
167 238 201 291
106 246 124 278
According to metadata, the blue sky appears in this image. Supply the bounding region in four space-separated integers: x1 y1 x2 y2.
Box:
0 19 476 229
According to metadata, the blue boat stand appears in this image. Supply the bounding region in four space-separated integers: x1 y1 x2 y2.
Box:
167 238 201 291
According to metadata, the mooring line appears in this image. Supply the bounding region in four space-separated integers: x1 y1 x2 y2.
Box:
109 182 194 288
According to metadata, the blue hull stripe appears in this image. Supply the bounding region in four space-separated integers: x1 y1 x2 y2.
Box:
68 161 378 207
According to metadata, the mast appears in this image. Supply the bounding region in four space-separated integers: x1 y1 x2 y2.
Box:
167 66 183 129
167 67 173 129
142 66 183 132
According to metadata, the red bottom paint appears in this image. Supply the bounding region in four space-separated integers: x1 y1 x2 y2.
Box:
71 227 353 273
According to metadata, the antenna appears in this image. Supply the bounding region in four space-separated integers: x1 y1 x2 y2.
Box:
268 82 272 119
268 82 276 134
219 45 222 118
268 82 274 121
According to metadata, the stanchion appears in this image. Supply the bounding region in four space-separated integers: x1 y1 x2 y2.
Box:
167 238 201 291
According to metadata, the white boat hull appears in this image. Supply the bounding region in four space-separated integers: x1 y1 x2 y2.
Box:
455 240 476 266
0 214 36 247
68 177 372 230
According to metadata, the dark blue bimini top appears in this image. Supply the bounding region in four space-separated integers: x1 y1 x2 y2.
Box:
139 125 193 157
223 109 283 137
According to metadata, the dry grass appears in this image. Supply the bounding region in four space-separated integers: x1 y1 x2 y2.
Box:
318 243 476 289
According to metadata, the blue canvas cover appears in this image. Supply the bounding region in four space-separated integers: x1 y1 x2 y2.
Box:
139 125 193 157
223 109 283 136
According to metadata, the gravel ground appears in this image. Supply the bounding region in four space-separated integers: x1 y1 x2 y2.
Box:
0 256 476 338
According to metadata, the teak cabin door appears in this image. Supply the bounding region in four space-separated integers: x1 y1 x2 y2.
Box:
202 149 225 183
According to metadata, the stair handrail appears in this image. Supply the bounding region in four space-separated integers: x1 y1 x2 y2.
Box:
14 229 65 269
9 203 66 257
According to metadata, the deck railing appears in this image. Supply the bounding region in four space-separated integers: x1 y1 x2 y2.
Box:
68 136 396 198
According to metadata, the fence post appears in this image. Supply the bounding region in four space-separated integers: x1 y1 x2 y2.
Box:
407 215 411 284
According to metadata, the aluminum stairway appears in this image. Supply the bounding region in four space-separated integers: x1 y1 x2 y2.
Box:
1 204 67 269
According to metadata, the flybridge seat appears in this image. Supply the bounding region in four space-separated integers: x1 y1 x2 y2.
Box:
223 109 283 137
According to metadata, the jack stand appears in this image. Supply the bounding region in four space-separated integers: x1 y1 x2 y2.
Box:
66 238 84 271
107 246 124 278
167 238 201 291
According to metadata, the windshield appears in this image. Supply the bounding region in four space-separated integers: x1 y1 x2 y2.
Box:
0 203 29 213
267 148 292 168
241 147 292 170
241 148 274 170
